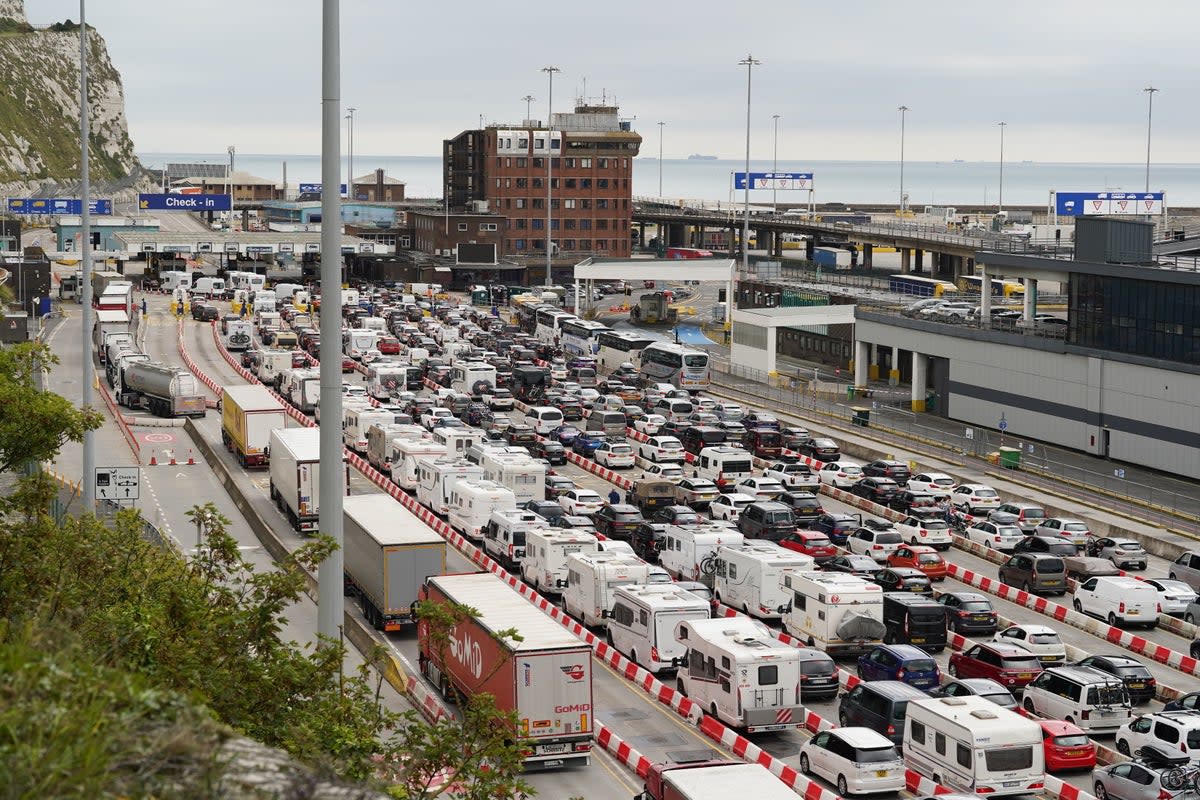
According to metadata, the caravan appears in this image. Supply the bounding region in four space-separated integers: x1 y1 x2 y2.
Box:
367 364 418 400
431 425 487 459
562 553 651 627
450 362 497 398
607 584 712 674
279 367 321 414
447 479 517 541
904 696 1045 797
415 456 483 515
780 571 886 657
478 450 546 505
658 525 745 582
675 616 805 733
712 542 815 619
521 528 599 595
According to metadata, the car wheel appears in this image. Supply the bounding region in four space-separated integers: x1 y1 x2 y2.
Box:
1022 581 1032 593
1117 739 1130 756
1023 698 1035 712
948 663 957 677
1073 600 1083 613
800 754 811 774
837 776 849 796
1108 612 1119 627
1094 784 1108 800
1187 614 1197 625
630 649 638 667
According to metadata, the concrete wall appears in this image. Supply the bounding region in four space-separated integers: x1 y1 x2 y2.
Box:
856 318 1200 478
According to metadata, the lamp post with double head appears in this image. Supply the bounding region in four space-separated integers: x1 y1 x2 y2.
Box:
739 54 760 273
541 66 560 286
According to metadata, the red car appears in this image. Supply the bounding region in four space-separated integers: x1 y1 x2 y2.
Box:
949 642 1043 690
341 356 355 373
1038 720 1096 771
780 530 838 562
376 335 401 355
886 545 948 581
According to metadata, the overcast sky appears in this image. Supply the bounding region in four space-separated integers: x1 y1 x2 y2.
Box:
35 1 1199 163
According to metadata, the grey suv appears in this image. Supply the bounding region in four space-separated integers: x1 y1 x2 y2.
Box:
998 554 1067 596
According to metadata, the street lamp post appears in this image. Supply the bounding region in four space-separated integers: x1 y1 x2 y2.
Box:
522 94 535 122
79 0 95 509
227 145 235 229
897 105 909 215
997 121 1007 212
657 121 665 197
771 114 780 214
346 106 356 200
1143 86 1158 193
541 66 560 287
739 54 760 274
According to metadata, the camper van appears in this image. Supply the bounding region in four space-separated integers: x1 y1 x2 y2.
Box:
478 450 547 505
482 507 547 572
521 528 599 595
343 407 395 454
161 271 192 292
414 456 484 515
368 365 417 401
712 542 815 619
451 362 498 398
390 439 448 491
607 584 712 673
431 426 487 459
658 525 745 582
562 553 651 627
344 329 378 360
366 423 427 473
904 696 1045 797
279 367 321 414
780 571 886 657
224 320 254 351
448 479 517 541
675 616 805 733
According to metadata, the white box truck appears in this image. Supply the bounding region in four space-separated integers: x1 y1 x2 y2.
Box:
269 427 346 533
343 494 446 632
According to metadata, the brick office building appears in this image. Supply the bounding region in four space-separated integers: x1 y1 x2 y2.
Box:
443 102 641 259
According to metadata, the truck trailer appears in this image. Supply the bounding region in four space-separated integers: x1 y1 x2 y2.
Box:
637 760 799 800
117 360 207 418
268 427 347 533
343 495 446 632
221 384 287 467
418 572 594 770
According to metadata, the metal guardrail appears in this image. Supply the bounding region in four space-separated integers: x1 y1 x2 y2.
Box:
978 239 1200 272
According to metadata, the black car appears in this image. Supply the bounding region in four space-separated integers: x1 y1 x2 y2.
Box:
544 474 576 500
850 477 901 504
525 499 565 524
1014 535 1078 557
796 436 840 461
812 512 862 546
872 567 934 596
1074 654 1157 704
652 505 703 526
823 554 883 578
532 439 567 465
795 647 840 700
191 302 219 321
888 490 940 515
935 591 998 635
631 522 668 562
593 504 645 540
863 459 912 485
778 490 823 527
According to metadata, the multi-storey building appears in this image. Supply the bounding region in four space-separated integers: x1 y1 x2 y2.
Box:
444 102 641 259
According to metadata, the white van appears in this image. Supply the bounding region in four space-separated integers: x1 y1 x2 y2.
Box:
694 446 756 491
655 397 694 423
1073 576 1159 628
675 616 804 733
780 571 886 657
904 696 1045 797
365 423 426 473
607 585 711 673
562 553 651 627
1020 665 1133 734
528 405 565 435
482 508 547 572
712 542 815 619
658 525 744 582
389 439 448 490
521 528 599 595
448 479 517 542
192 277 225 298
161 271 192 292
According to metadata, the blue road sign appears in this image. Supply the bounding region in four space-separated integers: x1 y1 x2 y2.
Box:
998 419 1008 431
734 171 814 190
7 198 111 215
138 193 231 212
298 183 347 195
1054 191 1165 217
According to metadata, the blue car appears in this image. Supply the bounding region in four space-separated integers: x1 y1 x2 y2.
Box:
554 424 583 446
571 433 605 456
856 644 941 690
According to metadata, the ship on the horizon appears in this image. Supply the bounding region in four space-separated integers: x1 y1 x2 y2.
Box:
688 153 717 160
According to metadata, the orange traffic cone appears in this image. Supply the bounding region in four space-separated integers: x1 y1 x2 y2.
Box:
187 449 195 465
169 451 177 466
149 449 157 466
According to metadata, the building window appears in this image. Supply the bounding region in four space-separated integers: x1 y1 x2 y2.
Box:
580 158 592 168
581 199 591 209
514 239 526 250
598 158 609 168
564 158 575 168
623 158 628 168
534 138 544 148
581 178 592 189
505 157 511 167
515 219 526 229
579 219 592 230
551 178 559 189
596 240 608 250
598 178 609 189
551 219 559 230
580 239 592 249
495 178 500 188
563 239 576 250
504 178 511 188
597 219 609 230
565 178 577 189
564 199 576 209
533 157 544 168
518 137 528 149
597 199 609 209
532 219 544 230
516 178 528 188
480 223 498 231
533 198 545 209
516 157 526 167
505 199 512 208
533 177 543 189
457 222 468 232
495 157 502 168
550 199 560 210
552 157 560 168
564 219 576 230
514 199 526 209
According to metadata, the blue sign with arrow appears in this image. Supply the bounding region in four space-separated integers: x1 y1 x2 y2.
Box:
734 172 814 190
7 198 112 215
298 183 347 195
139 193 231 211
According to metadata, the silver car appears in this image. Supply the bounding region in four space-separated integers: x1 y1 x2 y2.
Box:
1086 537 1148 570
1093 749 1194 800
1143 579 1197 618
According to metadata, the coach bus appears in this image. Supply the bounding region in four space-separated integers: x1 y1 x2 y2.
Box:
957 275 1025 299
534 308 577 345
596 330 657 372
888 274 960 298
639 341 711 390
559 318 611 357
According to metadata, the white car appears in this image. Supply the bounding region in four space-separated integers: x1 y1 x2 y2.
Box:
799 727 904 796
817 461 864 488
342 383 368 399
964 519 1025 552
846 526 903 562
895 515 953 550
734 476 786 502
558 489 605 516
709 493 755 521
714 401 745 421
642 462 685 483
992 624 1067 666
558 381 581 395
578 388 600 405
762 462 820 490
906 471 957 496
593 441 636 469
360 348 383 364
420 406 455 430
1115 713 1200 765
549 361 568 380
1143 579 1197 618
951 483 1001 514
596 539 636 557
692 396 717 414
634 413 666 436
638 435 686 463
1035 518 1092 548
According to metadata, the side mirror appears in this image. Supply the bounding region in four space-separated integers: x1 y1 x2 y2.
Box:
601 609 611 619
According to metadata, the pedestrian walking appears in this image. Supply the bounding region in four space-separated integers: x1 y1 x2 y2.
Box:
608 488 620 506
140 297 148 317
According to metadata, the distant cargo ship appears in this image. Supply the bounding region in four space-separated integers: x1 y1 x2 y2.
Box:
687 154 717 160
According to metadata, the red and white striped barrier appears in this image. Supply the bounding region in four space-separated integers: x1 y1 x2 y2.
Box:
94 373 141 461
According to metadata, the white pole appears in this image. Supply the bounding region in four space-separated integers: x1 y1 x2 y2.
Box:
1144 86 1158 193
542 66 560 286
657 121 665 198
80 0 95 510
898 105 908 215
997 121 1006 213
772 114 780 214
739 55 760 275
347 106 356 200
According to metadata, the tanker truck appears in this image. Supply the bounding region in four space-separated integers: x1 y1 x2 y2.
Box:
118 361 207 418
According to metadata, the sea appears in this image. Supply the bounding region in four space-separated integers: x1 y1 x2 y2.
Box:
137 152 1200 208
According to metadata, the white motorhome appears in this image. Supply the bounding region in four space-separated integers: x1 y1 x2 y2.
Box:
451 362 498 398
343 328 378 360
448 479 517 542
607 584 711 673
390 439 448 491
431 425 487 459
359 315 386 332
780 571 886 657
675 616 805 733
658 525 745 582
365 423 427 473
224 320 254 351
191 277 225 298
482 507 547 572
252 290 278 315
562 553 651 627
343 407 395 453
521 528 599 595
367 365 415 400
904 696 1045 797
256 349 295 387
414 456 484 515
478 450 546 505
161 271 192 292
712 542 815 619
279 367 320 413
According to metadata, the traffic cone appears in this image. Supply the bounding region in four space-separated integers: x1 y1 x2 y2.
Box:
149 449 157 466
169 451 177 466
187 449 195 465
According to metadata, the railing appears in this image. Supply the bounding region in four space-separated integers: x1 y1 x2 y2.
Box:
978 239 1200 272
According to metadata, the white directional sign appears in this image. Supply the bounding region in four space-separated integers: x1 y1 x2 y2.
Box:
95 466 140 500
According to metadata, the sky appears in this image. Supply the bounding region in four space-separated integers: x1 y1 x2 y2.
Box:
33 0 1200 164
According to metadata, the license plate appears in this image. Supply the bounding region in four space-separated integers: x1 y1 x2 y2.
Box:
1042 655 1062 661
1017 673 1033 679
538 743 569 755
1067 749 1087 757
973 615 991 622
1003 781 1020 788
1129 682 1145 689
876 770 888 778
1127 610 1139 615
911 637 926 643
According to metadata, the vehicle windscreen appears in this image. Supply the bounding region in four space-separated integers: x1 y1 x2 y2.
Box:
918 553 942 564
724 460 753 474
854 746 900 764
1028 633 1059 645
511 530 527 547
907 659 937 673
985 746 1033 771
683 354 707 368
876 532 902 545
701 430 726 444
911 611 944 625
1054 734 1090 748
1000 655 1042 671
1036 558 1065 572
